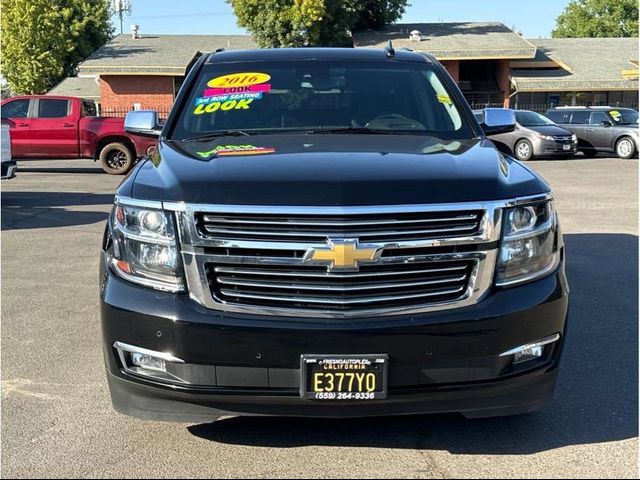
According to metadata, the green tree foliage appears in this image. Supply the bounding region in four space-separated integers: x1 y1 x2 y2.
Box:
228 0 409 47
552 0 638 38
1 0 113 94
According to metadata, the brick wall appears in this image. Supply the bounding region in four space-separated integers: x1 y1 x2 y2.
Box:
441 60 460 83
99 75 175 113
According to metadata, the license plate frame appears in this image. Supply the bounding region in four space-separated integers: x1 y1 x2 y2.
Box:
300 354 389 401
563 144 572 151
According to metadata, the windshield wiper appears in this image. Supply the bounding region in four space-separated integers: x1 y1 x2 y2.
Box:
180 130 251 142
306 126 428 135
306 126 396 135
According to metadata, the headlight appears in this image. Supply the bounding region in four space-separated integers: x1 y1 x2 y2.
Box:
109 201 184 292
496 201 561 286
534 132 554 141
571 133 577 141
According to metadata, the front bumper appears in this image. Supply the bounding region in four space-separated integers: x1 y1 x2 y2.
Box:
100 253 569 421
536 139 578 156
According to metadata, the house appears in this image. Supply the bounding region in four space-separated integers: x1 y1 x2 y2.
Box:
510 38 639 109
57 23 638 115
76 34 258 115
353 22 537 107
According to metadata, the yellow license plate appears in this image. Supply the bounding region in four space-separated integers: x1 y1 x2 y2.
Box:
301 355 388 401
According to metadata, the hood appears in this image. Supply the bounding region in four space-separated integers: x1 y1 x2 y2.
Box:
521 124 573 136
123 134 547 205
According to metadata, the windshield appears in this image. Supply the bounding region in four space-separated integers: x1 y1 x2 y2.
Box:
515 111 556 127
608 109 638 125
169 60 474 141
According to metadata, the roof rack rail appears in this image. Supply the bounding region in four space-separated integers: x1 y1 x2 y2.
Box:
215 48 226 53
385 40 395 58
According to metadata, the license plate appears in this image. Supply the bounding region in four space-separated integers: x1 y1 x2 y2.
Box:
301 354 388 401
563 144 571 150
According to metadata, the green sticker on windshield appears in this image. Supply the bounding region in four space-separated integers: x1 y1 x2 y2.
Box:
437 94 452 105
197 145 276 158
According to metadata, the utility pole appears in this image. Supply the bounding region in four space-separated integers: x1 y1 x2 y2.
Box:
113 0 132 35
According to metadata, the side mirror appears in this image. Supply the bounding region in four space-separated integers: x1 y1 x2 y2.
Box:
601 120 612 127
479 108 516 136
124 110 161 137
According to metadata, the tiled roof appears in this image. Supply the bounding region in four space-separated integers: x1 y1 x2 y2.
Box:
353 22 537 59
512 38 639 91
46 76 100 99
78 34 259 75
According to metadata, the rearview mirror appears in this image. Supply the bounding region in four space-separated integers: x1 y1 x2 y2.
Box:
479 108 516 136
124 110 161 137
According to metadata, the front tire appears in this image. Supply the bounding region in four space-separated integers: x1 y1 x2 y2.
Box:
615 137 636 159
99 142 134 175
515 139 534 161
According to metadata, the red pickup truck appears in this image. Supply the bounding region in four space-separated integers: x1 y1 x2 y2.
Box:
0 95 156 174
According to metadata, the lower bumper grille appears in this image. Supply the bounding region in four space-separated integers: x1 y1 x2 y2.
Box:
206 260 475 311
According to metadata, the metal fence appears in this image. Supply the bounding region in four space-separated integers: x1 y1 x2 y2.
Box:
99 107 172 119
98 103 639 119
470 103 639 113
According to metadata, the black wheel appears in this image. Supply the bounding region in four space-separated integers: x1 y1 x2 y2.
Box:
99 142 134 175
514 139 534 161
615 137 636 159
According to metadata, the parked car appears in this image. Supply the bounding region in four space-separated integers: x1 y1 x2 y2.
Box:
546 106 639 159
101 47 568 422
0 95 157 174
1 119 17 179
474 109 577 161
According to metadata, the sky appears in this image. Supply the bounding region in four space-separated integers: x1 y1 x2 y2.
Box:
110 0 571 39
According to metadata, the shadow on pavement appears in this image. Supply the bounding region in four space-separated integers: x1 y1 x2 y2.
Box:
189 233 638 454
18 166 105 174
1 191 114 230
14 158 106 174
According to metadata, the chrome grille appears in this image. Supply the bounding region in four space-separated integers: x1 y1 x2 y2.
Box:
206 260 475 311
553 135 573 142
196 210 484 243
167 199 522 318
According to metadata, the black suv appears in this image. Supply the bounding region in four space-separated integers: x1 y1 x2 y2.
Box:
101 47 569 422
546 107 639 159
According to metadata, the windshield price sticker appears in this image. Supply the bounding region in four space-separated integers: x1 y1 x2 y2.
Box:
193 99 254 114
207 72 271 88
193 72 272 114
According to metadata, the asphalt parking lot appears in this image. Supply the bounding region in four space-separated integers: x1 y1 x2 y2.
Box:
1 156 638 478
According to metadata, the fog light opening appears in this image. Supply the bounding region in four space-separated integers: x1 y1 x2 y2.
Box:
113 341 187 384
499 333 560 365
131 353 166 372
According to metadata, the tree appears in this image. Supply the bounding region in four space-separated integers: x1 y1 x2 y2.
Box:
1 0 113 95
228 0 409 48
552 0 638 38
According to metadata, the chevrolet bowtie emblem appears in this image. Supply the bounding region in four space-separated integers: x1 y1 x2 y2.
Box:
308 239 379 271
